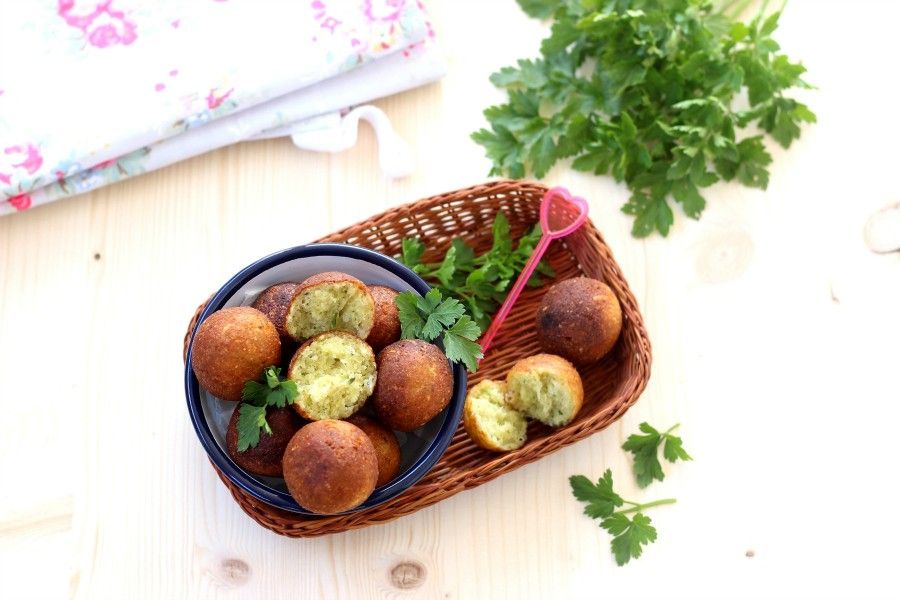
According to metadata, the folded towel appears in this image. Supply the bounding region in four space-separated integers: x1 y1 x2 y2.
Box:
0 0 445 215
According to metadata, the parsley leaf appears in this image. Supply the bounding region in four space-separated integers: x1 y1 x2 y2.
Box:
569 470 623 519
602 512 658 566
471 126 526 179
515 0 561 19
395 291 426 339
402 237 425 268
570 468 675 566
236 404 270 452
423 294 466 341
397 211 553 331
415 286 442 314
622 422 692 487
241 380 270 405
236 366 299 451
264 368 280 389
663 434 692 463
474 1 815 237
395 290 484 372
442 315 484 373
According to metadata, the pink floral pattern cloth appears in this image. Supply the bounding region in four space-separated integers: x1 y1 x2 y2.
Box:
0 0 442 215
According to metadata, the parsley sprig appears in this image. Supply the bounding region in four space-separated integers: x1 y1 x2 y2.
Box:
236 366 298 452
473 0 815 237
395 288 484 372
570 469 676 566
623 422 692 487
399 211 554 330
571 422 691 565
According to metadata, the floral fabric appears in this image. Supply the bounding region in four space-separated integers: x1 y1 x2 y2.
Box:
0 0 441 215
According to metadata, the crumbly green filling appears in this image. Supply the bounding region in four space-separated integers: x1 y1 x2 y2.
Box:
507 370 574 427
472 383 526 450
286 282 373 340
289 335 376 419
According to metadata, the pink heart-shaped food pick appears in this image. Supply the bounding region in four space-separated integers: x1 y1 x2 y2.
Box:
479 187 589 357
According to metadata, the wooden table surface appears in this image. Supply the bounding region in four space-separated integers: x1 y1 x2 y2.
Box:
1 1 898 598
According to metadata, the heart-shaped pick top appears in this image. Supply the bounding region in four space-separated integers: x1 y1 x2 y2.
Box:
540 186 589 238
479 187 589 357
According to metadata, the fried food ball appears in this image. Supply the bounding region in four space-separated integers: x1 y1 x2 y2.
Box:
252 282 301 341
288 332 376 420
282 420 378 514
190 306 281 401
365 285 401 351
505 353 584 427
536 277 622 364
225 405 304 477
286 272 375 341
372 340 453 432
463 380 527 452
346 414 402 487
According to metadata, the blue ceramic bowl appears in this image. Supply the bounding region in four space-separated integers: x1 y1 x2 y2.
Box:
184 243 467 515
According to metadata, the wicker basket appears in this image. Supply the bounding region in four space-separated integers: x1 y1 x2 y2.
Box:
183 180 651 537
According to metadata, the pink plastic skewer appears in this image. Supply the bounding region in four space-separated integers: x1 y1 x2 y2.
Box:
478 187 589 358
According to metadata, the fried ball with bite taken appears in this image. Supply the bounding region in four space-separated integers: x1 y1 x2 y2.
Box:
288 331 376 420
536 277 622 364
372 340 453 432
286 272 375 341
346 414 401 486
506 353 583 427
190 306 281 401
463 379 527 452
282 420 378 514
365 285 401 351
226 404 304 477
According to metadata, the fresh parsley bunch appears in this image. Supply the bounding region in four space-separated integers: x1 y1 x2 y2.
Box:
236 366 298 451
395 288 484 372
473 0 816 237
399 211 554 330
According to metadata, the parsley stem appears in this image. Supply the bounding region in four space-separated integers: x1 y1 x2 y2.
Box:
616 498 677 515
719 0 754 18
663 423 681 436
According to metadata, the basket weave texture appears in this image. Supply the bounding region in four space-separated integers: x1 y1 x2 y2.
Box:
183 180 651 537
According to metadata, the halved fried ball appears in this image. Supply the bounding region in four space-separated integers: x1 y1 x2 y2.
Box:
536 277 622 364
285 272 375 341
225 404 304 477
506 354 584 427
463 380 527 452
282 420 378 514
288 331 376 420
365 285 401 351
346 414 401 487
190 306 281 401
372 340 453 432
252 282 301 341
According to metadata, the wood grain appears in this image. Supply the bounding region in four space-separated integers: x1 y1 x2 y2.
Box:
1 1 899 598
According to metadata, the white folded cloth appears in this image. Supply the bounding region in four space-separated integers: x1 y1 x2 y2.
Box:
0 0 445 215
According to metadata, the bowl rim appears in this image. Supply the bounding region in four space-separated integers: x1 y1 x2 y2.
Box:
184 242 468 515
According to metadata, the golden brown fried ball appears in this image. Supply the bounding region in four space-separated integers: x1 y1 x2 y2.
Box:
190 306 281 401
